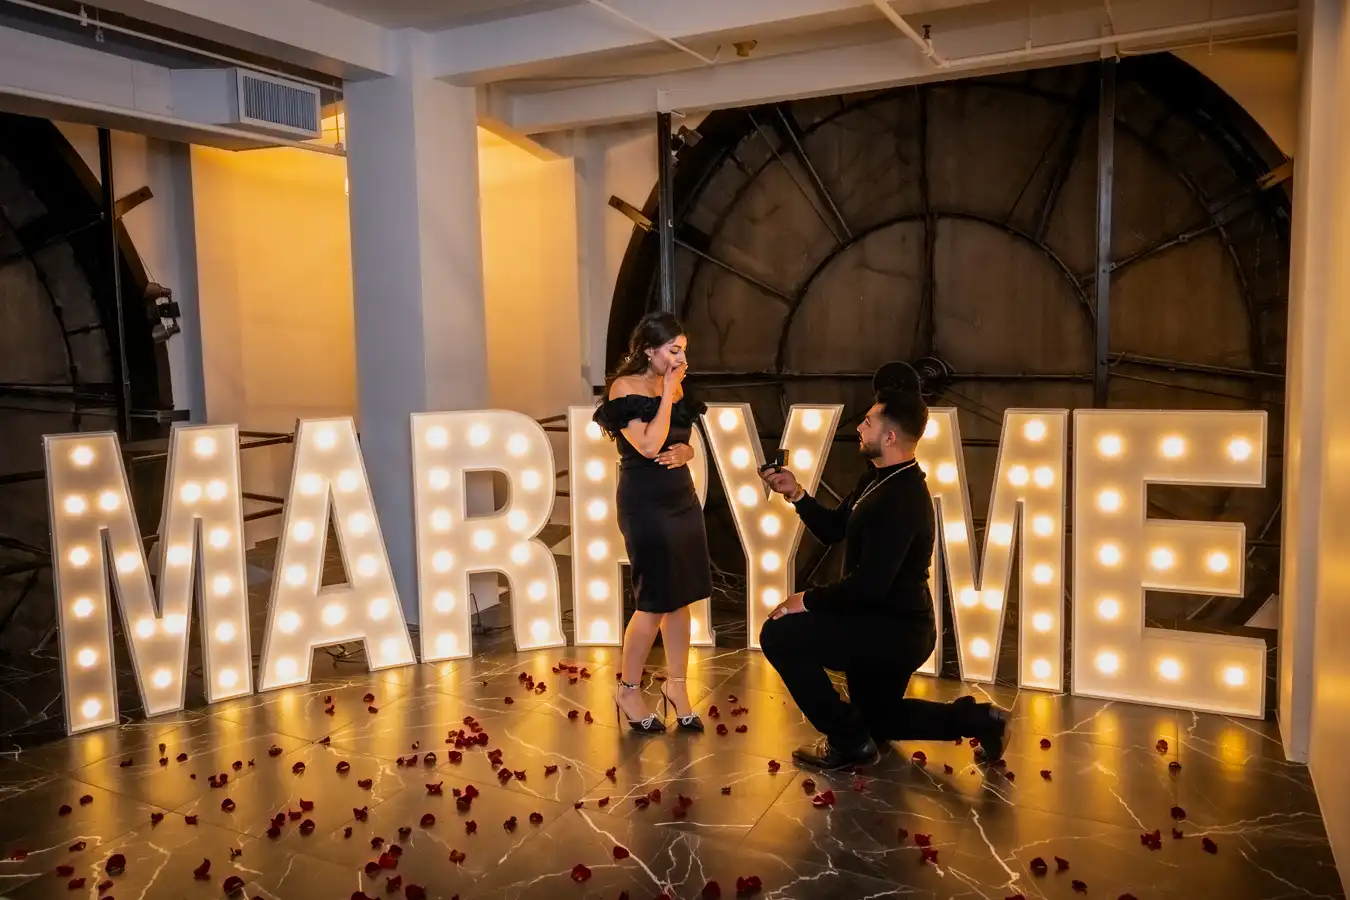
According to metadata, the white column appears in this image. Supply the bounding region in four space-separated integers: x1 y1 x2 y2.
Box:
345 35 494 621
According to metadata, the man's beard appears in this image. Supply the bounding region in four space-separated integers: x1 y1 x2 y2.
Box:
858 438 883 460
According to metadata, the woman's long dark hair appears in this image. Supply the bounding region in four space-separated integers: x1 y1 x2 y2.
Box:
601 312 686 400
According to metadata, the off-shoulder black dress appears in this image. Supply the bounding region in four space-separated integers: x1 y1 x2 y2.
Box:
593 395 713 614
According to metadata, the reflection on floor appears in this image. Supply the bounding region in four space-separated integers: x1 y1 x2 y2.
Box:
1 624 1342 900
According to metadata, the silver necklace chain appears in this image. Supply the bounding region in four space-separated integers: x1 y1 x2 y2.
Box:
852 458 919 510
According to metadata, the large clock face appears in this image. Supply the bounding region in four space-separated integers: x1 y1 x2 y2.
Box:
608 56 1288 685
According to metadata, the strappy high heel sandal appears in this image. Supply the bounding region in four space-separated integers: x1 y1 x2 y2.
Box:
615 680 666 734
659 677 705 733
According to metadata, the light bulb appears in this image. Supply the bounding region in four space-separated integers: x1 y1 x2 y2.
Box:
337 470 360 493
762 588 782 608
212 575 232 596
731 447 751 469
432 551 454 573
1096 489 1123 513
206 479 228 501
64 495 87 516
1031 564 1053 585
350 512 372 535
70 445 94 466
284 565 306 586
1031 515 1054 537
1033 466 1054 488
945 522 967 542
1097 597 1121 620
521 469 543 490
180 482 203 503
588 580 609 600
322 603 346 626
72 597 94 619
167 544 191 566
959 587 979 608
68 547 91 567
990 523 1013 546
1227 437 1253 462
1158 658 1182 681
433 591 455 614
98 491 119 512
292 520 315 542
469 424 491 447
527 581 547 601
736 485 758 507
1222 665 1247 687
135 618 156 639
718 410 738 431
164 614 186 635
215 622 236 643
314 428 337 450
760 514 781 536
510 543 530 565
1097 543 1122 566
473 530 495 551
278 611 301 634
81 698 102 719
426 426 449 448
219 669 239 689
936 463 957 484
1160 435 1186 458
435 633 458 655
792 449 813 469
194 436 217 458
77 648 97 668
1008 465 1029 487
981 589 1003 611
970 638 991 659
761 551 781 572
506 434 529 457
530 619 549 641
208 528 230 549
585 421 603 441
429 468 451 490
1097 433 1123 457
152 668 172 689
802 410 823 432
585 460 605 481
298 474 322 496
1205 551 1231 573
1023 419 1047 442
1032 612 1053 633
369 598 390 621
116 552 139 573
589 620 611 642
1031 659 1052 679
923 420 939 439
587 539 608 561
1149 548 1175 570
379 638 402 662
276 657 298 680
586 500 607 521
507 510 528 532
1095 651 1120 674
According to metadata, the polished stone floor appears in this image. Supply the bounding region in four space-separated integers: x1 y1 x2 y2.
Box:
0 627 1342 900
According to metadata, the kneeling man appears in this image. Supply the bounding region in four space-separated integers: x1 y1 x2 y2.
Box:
759 389 1009 769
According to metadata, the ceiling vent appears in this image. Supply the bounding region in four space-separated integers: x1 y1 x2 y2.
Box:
171 68 322 140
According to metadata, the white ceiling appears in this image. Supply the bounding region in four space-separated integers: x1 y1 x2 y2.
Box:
307 0 582 30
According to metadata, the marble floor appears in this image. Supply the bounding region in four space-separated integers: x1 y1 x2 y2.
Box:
0 628 1342 900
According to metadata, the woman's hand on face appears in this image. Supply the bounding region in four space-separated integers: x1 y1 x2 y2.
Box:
656 443 695 469
662 362 687 395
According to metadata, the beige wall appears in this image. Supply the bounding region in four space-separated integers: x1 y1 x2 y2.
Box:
1177 37 1299 157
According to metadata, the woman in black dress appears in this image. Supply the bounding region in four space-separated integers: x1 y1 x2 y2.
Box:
593 313 712 734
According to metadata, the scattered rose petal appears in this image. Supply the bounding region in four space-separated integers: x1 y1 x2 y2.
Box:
647 789 662 804
1005 772 1016 782
449 850 466 864
570 864 592 882
1055 856 1070 871
67 877 86 890
371 837 386 850
1029 857 1048 875
358 779 374 790
1141 829 1162 850
1171 806 1187 820
702 881 721 899
606 767 617 781
354 806 369 821
416 814 433 828
911 751 927 767
943 764 954 774
300 799 314 812
567 710 579 721
921 847 939 864
1071 880 1087 893
221 799 236 813
801 778 816 793
344 826 353 838
897 828 908 842
497 769 512 784
426 782 443 796
735 725 748 734
105 854 126 875
736 875 763 896
291 762 306 774
150 812 164 825
299 819 316 836
768 761 781 774
716 724 729 736
57 865 75 876
78 794 94 806
119 758 132 767
232 760 244 771
69 841 86 852
634 797 650 810
230 848 242 861
529 811 544 824
185 815 198 825
266 826 281 839
1169 761 1182 774
584 712 594 724
159 758 168 767
192 858 211 880
914 834 932 847
397 827 412 840
544 765 558 777
503 816 518 832
223 875 245 895
465 821 477 835
58 804 72 816
268 745 282 757
1155 739 1169 753
613 846 630 860
1202 837 1218 854
364 693 375 703
969 738 981 748
598 797 610 808
385 875 402 893
1172 827 1184 839
97 879 112 892
1040 738 1052 750
709 706 720 718
404 884 426 900
721 786 732 795
812 791 837 808
364 862 381 876
175 753 188 763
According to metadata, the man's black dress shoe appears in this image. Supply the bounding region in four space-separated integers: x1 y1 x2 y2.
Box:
792 736 881 770
954 695 1011 763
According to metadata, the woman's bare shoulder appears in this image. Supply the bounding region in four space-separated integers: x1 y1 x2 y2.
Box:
608 375 651 400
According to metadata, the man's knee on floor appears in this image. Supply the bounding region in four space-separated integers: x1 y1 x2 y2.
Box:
759 616 788 659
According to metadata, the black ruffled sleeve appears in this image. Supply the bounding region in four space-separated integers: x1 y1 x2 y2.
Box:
671 396 707 429
593 395 660 439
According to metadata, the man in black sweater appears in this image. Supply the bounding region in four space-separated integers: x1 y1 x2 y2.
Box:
759 389 1009 769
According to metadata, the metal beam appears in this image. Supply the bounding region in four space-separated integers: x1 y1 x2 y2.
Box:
1093 59 1116 408
656 111 676 315
771 106 852 240
99 128 133 438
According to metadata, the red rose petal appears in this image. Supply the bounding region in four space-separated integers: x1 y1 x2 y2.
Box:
1071 880 1087 893
397 826 412 839
449 850 466 864
175 753 188 763
634 797 650 810
354 806 369 821
67 877 86 890
716 724 729 736
78 794 94 806
465 821 477 835
300 819 316 836
647 788 662 804
223 875 245 895
606 767 617 781
385 875 402 893
544 765 558 776
291 762 306 774
266 826 281 839
914 834 931 847
268 745 282 757
358 779 373 790
221 798 237 812
420 814 435 827
921 847 939 864
1202 837 1219 854
364 693 375 703
69 841 86 852
801 778 816 793
897 828 909 842
97 879 112 892
105 854 126 875
344 826 353 838
185 815 198 825
1040 738 1052 750
1169 761 1182 773
728 694 739 703
405 884 427 900
1029 857 1048 875
613 846 630 860
364 862 381 877
371 837 386 849
709 706 720 718
570 864 592 882
567 710 578 720
852 777 868 793
503 816 518 832
767 761 781 774
1005 772 1016 782
56 865 75 877
464 785 479 800
1171 806 1187 820
426 782 443 796
944 764 954 774
736 875 763 896
377 853 396 870
119 758 132 767
911 751 927 767
584 711 594 724
192 858 211 880
702 881 721 899
811 791 837 808
1140 829 1162 850
58 804 72 816
159 758 168 766
721 786 732 795
1172 827 1184 839
598 797 610 808
529 812 544 824
1055 856 1070 871
735 725 748 734
150 812 164 824
497 769 512 784
1155 739 1169 753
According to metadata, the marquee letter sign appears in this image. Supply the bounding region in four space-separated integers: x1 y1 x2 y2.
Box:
1072 409 1267 718
45 406 1271 734
915 409 1069 690
44 424 251 735
567 407 714 647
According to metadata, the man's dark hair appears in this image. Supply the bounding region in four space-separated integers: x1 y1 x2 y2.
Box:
875 389 929 443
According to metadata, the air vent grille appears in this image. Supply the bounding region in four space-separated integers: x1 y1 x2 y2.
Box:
239 72 319 134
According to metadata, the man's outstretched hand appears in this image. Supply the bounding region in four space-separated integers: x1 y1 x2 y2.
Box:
761 468 802 499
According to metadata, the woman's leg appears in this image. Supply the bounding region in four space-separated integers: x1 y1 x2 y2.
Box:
658 605 693 716
617 610 664 721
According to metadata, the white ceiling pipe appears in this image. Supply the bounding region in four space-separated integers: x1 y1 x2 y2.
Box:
870 0 948 66
581 0 718 66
